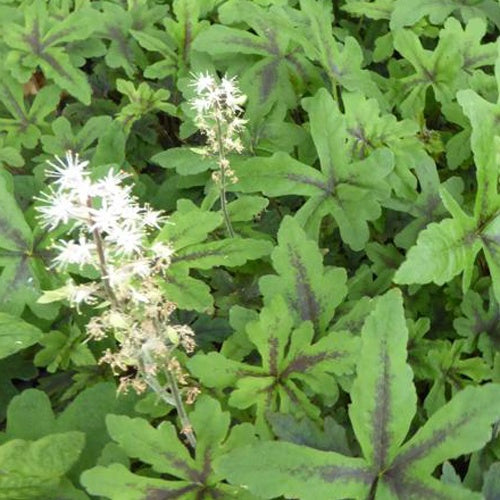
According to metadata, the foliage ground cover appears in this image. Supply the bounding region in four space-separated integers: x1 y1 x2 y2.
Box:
0 0 500 499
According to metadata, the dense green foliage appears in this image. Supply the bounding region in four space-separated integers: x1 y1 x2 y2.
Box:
0 0 500 498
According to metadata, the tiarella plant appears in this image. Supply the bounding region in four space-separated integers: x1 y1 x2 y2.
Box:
35 152 199 447
0 0 499 499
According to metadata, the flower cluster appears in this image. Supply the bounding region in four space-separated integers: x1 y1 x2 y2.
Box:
36 152 197 402
190 72 247 185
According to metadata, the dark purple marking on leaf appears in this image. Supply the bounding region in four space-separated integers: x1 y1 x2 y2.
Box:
258 58 279 106
281 351 344 379
463 53 494 71
0 217 29 251
171 250 228 265
24 18 43 55
371 340 391 471
146 484 198 499
0 83 30 126
390 413 472 471
287 244 321 327
292 464 372 484
285 173 332 194
181 15 192 63
162 451 202 483
268 336 279 376
40 51 79 85
383 470 452 500
107 25 133 64
42 27 79 49
223 35 269 54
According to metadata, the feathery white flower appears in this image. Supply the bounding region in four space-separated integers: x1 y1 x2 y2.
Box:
52 236 95 269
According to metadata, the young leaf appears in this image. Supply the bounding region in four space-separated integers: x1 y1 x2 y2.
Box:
81 396 258 499
259 215 347 333
394 216 481 288
132 0 211 78
296 0 384 101
217 289 500 499
392 28 461 117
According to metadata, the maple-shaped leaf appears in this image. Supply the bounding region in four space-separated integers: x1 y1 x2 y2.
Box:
232 88 394 249
3 0 99 104
392 26 462 117
0 74 60 149
131 0 211 79
217 289 500 499
188 295 359 436
81 396 259 500
192 0 312 120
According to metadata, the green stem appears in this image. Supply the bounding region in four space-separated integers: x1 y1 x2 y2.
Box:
164 367 197 448
86 199 119 309
215 114 235 238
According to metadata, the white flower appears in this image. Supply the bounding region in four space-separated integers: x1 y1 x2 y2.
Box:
45 151 89 190
52 236 95 269
192 72 215 94
66 280 98 309
151 241 174 262
36 188 79 229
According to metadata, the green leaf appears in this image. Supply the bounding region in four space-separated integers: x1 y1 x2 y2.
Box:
392 27 461 117
81 463 196 500
3 0 97 104
394 384 500 475
193 0 307 119
233 89 393 249
155 199 222 251
218 289 498 499
0 75 60 148
394 217 481 289
81 396 257 499
296 0 384 100
349 289 416 470
0 313 42 360
3 384 137 481
391 0 500 29
217 441 371 500
189 296 358 435
0 177 58 318
41 115 113 157
0 176 32 253
171 237 272 269
0 432 85 498
259 216 347 333
342 0 394 20
151 147 218 176
483 462 500 500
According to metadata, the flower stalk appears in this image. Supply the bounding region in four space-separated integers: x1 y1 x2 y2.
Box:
190 73 247 238
36 151 198 447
